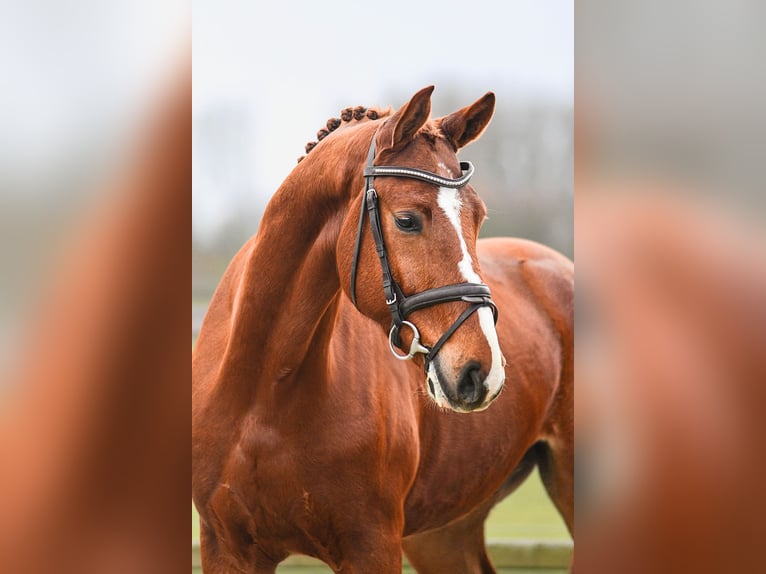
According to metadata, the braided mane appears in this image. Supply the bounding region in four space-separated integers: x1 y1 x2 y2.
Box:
298 105 392 163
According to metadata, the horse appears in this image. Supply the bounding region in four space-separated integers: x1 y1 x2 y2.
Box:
192 86 574 573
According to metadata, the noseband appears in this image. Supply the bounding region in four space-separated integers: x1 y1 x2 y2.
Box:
349 132 498 370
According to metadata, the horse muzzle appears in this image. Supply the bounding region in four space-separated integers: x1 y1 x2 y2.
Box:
427 357 505 413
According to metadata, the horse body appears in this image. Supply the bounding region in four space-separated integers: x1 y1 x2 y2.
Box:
192 88 573 573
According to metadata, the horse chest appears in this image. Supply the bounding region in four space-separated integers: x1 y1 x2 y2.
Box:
215 403 418 557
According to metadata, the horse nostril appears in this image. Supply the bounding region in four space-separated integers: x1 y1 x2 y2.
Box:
456 362 487 406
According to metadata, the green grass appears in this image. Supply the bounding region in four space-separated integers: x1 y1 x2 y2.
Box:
486 469 570 540
192 468 569 543
192 504 200 541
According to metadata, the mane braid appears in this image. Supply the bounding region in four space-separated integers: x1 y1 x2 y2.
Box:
297 105 392 163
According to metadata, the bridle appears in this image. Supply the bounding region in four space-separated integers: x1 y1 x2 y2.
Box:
349 131 498 371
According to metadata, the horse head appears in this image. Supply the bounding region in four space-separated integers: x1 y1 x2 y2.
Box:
336 86 505 412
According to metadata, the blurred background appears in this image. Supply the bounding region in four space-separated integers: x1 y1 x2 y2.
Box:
0 2 190 573
192 0 574 313
577 1 766 572
577 0 766 214
0 0 188 376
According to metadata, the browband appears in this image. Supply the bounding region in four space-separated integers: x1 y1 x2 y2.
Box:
363 162 474 189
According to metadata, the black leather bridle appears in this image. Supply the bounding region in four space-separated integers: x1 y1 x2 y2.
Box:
349 131 498 371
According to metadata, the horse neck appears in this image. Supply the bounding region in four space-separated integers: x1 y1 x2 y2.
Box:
220 142 365 394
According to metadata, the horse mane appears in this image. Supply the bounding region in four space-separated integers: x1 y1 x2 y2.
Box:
298 105 393 163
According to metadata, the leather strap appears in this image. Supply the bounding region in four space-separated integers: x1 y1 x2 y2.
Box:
366 188 404 327
425 302 485 367
349 134 379 306
363 162 474 188
349 187 367 307
399 283 496 318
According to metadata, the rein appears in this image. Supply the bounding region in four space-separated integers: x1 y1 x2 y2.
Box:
349 132 498 371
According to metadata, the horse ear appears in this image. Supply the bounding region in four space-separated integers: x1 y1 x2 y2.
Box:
440 92 496 150
381 85 434 150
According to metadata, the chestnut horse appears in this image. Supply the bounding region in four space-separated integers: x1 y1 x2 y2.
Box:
192 86 573 573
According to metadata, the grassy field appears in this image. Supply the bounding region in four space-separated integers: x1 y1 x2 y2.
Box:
192 466 570 545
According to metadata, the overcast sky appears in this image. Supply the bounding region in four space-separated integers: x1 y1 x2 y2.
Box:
0 1 571 229
0 1 188 195
192 0 573 242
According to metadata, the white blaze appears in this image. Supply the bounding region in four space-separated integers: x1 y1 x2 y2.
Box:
436 187 505 400
426 362 450 409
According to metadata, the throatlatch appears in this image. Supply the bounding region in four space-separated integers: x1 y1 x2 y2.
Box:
349 130 498 370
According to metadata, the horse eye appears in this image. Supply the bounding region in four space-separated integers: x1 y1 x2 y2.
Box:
394 213 421 232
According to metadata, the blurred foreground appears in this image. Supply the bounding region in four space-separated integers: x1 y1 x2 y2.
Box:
577 2 766 571
0 69 190 573
576 187 766 573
